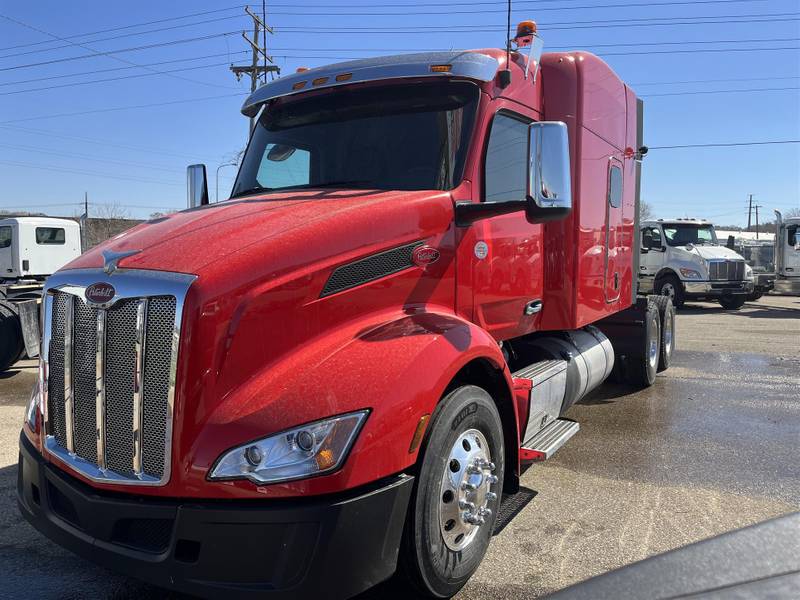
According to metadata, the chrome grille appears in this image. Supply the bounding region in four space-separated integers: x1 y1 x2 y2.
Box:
43 269 193 486
709 260 745 281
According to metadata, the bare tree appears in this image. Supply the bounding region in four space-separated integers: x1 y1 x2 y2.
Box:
640 201 654 221
85 203 138 249
785 207 800 219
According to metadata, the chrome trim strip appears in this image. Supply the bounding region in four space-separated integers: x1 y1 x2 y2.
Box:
241 51 499 116
63 297 74 454
95 308 106 470
42 268 196 487
132 298 148 476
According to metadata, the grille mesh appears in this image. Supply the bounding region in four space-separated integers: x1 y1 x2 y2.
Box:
72 298 98 465
142 297 176 478
321 241 422 297
104 299 138 476
47 290 178 482
48 294 68 449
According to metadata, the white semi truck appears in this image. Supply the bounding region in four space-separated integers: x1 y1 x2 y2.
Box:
638 218 754 310
0 217 81 370
773 210 800 295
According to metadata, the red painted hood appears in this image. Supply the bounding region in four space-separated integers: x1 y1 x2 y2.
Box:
67 188 454 278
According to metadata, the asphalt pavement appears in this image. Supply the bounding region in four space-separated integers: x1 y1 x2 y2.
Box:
1 296 798 599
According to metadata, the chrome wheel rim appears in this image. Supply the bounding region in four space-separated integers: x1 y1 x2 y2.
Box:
663 312 673 358
648 314 659 369
439 428 498 551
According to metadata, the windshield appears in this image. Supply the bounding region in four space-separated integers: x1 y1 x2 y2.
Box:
231 81 479 198
662 224 718 246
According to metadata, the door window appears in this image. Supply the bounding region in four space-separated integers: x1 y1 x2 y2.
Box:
35 227 65 244
641 227 662 249
608 165 622 208
0 226 11 249
484 113 529 202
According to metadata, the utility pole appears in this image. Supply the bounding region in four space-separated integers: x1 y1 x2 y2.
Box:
747 194 753 230
229 5 280 132
754 204 763 239
79 192 88 252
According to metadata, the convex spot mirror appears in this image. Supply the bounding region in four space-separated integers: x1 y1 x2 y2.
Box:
526 121 572 223
266 144 297 162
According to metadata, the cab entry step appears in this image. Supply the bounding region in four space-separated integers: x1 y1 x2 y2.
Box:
520 419 580 462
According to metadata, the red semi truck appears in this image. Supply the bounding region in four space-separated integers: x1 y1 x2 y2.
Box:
18 23 674 599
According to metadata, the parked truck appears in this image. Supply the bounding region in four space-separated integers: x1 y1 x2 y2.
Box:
773 210 800 294
0 217 81 370
639 218 754 309
18 23 675 599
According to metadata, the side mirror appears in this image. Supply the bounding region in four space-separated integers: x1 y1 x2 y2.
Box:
525 122 572 223
642 230 653 251
187 164 209 209
726 235 735 250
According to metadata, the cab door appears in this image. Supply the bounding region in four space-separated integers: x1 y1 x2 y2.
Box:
638 225 664 293
0 224 15 277
604 160 624 302
462 108 544 340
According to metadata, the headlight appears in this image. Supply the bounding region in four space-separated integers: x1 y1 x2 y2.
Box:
26 383 40 430
208 410 369 484
679 268 702 279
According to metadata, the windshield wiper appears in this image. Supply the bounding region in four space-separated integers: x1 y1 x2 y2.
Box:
280 180 376 190
230 185 272 199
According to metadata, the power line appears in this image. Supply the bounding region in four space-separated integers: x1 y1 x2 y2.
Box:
262 0 780 15
273 13 800 32
0 143 183 172
648 140 800 149
0 93 246 124
0 29 243 73
0 159 183 186
0 6 247 52
643 86 800 97
631 74 800 86
0 124 205 161
263 0 771 6
0 51 249 87
0 13 231 90
0 13 249 60
0 60 239 96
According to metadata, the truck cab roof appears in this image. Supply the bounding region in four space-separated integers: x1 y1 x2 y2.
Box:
0 216 80 230
643 219 713 227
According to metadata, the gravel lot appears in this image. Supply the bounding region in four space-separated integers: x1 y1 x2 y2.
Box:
2 296 798 599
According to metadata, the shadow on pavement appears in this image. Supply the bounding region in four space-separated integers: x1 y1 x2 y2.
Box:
680 302 800 319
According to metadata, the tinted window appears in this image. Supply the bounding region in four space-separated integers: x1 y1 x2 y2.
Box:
233 81 479 196
0 226 11 249
642 227 662 248
35 227 65 245
788 225 798 247
608 166 622 208
484 113 529 202
663 224 716 246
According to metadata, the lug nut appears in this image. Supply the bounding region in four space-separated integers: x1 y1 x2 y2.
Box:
462 482 477 491
486 492 498 502
459 500 476 511
486 475 498 485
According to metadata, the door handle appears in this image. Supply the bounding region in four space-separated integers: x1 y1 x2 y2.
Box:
524 300 542 315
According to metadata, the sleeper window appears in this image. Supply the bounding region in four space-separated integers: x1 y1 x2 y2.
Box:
35 227 65 245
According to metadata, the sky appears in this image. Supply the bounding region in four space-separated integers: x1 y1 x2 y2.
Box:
0 0 798 226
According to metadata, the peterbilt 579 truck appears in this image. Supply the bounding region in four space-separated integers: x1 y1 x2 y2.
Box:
18 23 675 599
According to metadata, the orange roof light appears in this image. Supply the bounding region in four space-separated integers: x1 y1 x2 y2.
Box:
296 66 310 73
430 64 452 73
312 76 329 86
292 81 307 90
516 20 537 37
335 72 353 82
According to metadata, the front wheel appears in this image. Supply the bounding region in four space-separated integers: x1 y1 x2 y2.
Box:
655 274 685 308
398 385 505 598
719 295 746 310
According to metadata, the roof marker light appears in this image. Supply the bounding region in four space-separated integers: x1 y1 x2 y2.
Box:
430 64 452 73
296 67 309 73
335 73 352 82
292 81 307 90
312 76 329 86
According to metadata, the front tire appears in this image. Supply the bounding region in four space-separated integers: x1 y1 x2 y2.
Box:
398 385 505 598
719 295 746 310
655 274 685 308
0 301 24 371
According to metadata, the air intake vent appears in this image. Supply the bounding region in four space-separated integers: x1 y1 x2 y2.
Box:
321 241 423 297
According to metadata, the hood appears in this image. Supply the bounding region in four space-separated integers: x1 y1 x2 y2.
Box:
66 188 454 278
688 245 745 261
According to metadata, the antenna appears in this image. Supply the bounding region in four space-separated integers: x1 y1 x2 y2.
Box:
499 0 512 88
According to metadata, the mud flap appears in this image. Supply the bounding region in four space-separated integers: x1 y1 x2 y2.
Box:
18 299 40 358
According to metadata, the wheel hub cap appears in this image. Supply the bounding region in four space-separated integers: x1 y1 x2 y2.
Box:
439 429 498 551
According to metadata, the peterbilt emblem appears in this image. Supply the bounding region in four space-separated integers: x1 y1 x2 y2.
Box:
412 245 440 267
85 282 116 305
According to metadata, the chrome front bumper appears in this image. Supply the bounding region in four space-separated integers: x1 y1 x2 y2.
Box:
684 280 753 296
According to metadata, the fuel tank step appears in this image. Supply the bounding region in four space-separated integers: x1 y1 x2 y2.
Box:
520 418 580 462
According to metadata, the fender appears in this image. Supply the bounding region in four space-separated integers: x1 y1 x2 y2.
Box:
655 267 680 283
182 307 517 499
